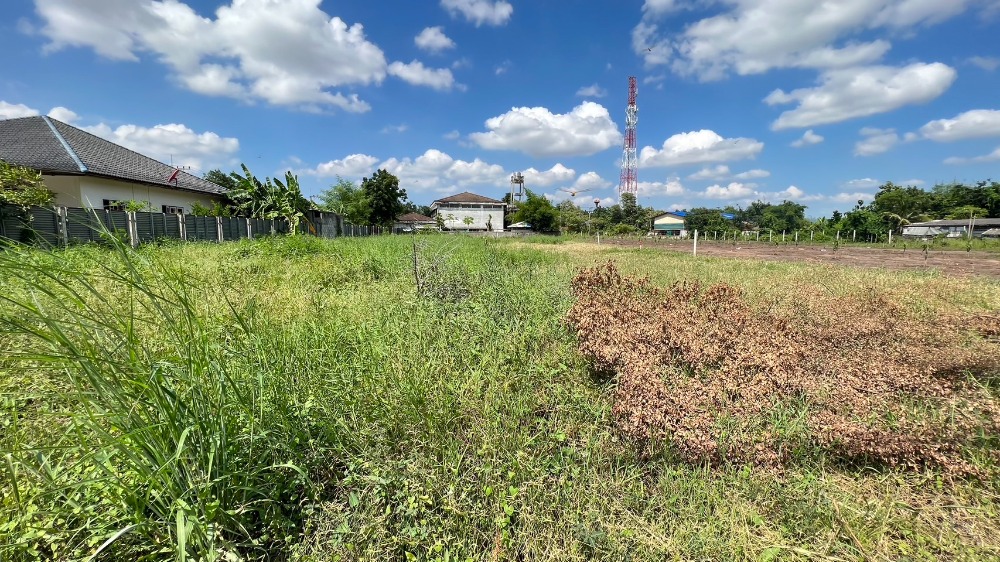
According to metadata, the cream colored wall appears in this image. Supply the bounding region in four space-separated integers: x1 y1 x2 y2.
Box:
653 215 684 227
42 175 83 207
436 204 505 231
78 177 221 213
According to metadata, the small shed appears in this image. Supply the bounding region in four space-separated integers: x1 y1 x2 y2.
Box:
507 221 533 232
651 212 687 237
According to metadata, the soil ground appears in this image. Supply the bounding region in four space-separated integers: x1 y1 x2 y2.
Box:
606 238 1000 279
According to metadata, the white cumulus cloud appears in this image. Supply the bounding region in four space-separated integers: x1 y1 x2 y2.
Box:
703 182 757 200
415 26 456 53
854 127 900 157
441 0 513 26
791 129 824 148
766 63 957 130
640 130 764 167
0 101 41 120
379 149 508 193
576 84 608 98
944 147 1000 165
83 122 240 171
301 154 380 179
639 0 977 79
32 0 451 111
470 102 622 158
388 60 455 91
522 164 576 187
919 109 1000 142
638 177 686 197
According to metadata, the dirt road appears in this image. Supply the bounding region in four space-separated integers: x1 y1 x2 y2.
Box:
606 238 1000 279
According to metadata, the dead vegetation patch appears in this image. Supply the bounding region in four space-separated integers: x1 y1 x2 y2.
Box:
566 262 1000 476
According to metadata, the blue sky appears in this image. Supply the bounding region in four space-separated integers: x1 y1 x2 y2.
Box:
2 0 1000 217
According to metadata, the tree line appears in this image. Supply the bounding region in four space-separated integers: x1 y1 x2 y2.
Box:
680 180 999 240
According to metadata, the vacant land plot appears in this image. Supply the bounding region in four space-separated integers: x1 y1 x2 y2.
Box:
607 238 1000 278
2 236 999 561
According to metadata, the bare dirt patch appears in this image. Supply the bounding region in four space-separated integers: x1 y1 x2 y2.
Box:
607 239 1000 278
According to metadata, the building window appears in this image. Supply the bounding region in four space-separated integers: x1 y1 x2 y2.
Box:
162 205 185 215
103 199 126 211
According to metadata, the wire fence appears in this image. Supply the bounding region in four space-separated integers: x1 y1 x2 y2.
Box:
0 204 380 247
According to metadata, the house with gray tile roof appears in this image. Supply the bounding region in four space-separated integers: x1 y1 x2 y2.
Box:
430 191 506 232
0 115 226 214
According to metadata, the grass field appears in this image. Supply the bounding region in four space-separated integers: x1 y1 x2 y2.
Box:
1 234 999 561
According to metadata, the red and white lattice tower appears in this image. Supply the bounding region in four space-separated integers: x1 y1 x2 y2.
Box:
618 76 638 197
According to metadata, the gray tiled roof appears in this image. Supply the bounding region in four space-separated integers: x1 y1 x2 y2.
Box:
0 116 226 196
432 191 505 205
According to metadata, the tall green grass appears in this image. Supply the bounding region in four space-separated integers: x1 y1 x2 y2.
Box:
2 234 999 561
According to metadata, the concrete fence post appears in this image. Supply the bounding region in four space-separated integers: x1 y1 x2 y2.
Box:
178 213 187 241
57 206 69 246
216 216 224 242
246 217 252 239
126 211 139 248
693 229 698 257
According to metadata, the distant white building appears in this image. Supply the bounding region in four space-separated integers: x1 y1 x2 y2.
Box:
903 219 1000 239
430 192 506 232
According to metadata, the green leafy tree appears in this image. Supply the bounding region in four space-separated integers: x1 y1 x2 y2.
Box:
226 164 309 234
361 169 406 227
0 160 54 209
684 208 733 234
619 192 654 231
317 177 371 224
204 169 239 192
759 200 807 233
556 200 590 233
509 190 558 232
269 171 309 234
400 200 433 218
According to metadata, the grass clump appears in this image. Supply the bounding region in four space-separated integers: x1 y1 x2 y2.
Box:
0 240 319 560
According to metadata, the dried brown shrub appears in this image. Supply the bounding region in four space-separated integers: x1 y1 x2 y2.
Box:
566 262 1000 475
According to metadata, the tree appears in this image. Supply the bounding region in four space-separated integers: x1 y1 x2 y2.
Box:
684 208 733 234
204 169 239 192
0 160 53 209
759 200 807 233
317 177 371 224
400 199 433 218
225 164 309 234
619 192 653 231
269 171 310 234
361 169 406 227
510 189 558 232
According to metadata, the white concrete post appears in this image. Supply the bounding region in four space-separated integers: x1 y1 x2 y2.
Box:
127 211 138 248
693 229 698 257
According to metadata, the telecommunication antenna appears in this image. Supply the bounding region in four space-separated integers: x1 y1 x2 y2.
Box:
618 76 638 197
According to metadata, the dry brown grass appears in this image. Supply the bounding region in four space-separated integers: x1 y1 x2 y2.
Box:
566 262 1000 476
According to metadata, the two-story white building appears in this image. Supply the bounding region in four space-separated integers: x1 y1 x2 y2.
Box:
430 192 506 232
